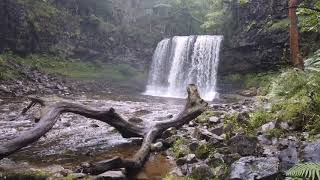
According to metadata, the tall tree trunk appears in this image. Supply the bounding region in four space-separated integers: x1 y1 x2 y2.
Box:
289 0 304 69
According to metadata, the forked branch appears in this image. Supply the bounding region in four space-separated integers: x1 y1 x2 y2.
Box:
0 84 208 175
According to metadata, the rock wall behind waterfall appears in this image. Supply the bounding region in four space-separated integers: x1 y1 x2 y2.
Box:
219 0 290 74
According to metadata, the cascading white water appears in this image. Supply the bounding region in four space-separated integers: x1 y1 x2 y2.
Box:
144 35 223 101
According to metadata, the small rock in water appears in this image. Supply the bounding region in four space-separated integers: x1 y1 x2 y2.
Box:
70 173 86 179
128 117 143 124
97 170 125 180
166 114 173 119
90 123 100 128
63 122 71 127
151 142 163 152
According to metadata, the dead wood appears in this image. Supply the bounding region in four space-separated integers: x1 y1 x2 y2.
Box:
0 84 207 175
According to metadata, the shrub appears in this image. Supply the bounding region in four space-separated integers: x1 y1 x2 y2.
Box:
172 138 189 158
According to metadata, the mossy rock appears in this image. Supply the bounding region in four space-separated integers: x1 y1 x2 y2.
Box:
0 171 51 180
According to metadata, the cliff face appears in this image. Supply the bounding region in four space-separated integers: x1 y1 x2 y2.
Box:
219 0 290 74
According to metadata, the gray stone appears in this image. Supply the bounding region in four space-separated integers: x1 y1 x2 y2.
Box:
151 142 163 152
261 121 276 133
162 127 177 139
209 116 220 124
97 171 125 180
210 125 224 136
228 134 258 156
303 139 320 163
177 154 198 166
191 164 214 180
279 145 299 171
70 173 86 179
193 128 223 141
189 141 199 152
230 156 279 180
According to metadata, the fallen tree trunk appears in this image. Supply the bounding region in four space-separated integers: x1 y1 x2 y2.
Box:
0 84 208 174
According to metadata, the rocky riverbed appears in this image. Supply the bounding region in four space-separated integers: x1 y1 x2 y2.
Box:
1 92 320 180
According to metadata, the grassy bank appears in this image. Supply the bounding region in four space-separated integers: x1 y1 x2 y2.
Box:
0 53 147 84
233 50 320 138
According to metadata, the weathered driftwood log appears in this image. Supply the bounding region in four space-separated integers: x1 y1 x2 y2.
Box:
0 84 208 175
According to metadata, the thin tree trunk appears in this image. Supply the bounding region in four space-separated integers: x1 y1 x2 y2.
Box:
289 0 304 69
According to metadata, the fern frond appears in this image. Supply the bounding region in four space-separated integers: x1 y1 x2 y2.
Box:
286 163 320 180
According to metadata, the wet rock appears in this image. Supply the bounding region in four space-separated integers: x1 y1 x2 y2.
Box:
133 109 152 117
303 139 320 163
237 111 249 124
193 128 223 141
209 116 220 124
280 122 290 130
189 141 199 152
162 127 177 139
180 164 193 175
166 114 173 119
228 134 258 156
206 154 224 167
97 171 125 180
223 153 241 165
151 142 164 152
210 125 224 136
258 135 272 145
128 117 143 124
177 154 198 166
90 123 100 128
260 121 276 133
230 156 279 180
188 121 196 127
279 144 299 171
191 164 214 180
239 88 257 97
0 85 11 93
163 135 179 147
63 122 71 127
70 173 87 179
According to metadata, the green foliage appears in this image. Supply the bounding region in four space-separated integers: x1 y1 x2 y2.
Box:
172 138 190 158
268 19 291 31
267 128 285 138
248 55 320 134
305 49 320 72
195 144 210 159
201 0 234 34
195 110 216 124
286 163 320 180
239 0 250 5
220 72 277 95
1 170 51 180
0 53 146 83
297 0 320 32
249 108 272 129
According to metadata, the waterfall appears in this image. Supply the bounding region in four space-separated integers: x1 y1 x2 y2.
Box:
144 35 223 101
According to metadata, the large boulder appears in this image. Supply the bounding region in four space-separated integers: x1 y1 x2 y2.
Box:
228 134 258 156
303 139 320 163
230 156 280 180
